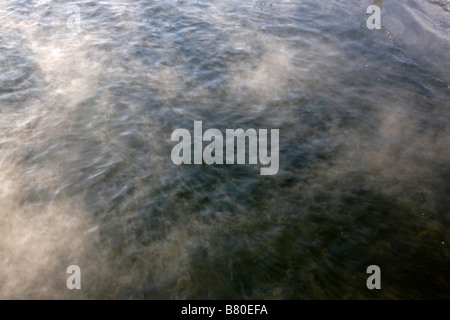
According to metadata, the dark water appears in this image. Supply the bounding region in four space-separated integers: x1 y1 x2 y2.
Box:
0 0 449 299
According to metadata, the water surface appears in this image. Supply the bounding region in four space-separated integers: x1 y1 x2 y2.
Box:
0 0 449 299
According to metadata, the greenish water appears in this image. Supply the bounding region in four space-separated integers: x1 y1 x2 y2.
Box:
0 0 449 299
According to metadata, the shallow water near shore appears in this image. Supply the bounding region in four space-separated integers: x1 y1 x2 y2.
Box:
0 0 449 299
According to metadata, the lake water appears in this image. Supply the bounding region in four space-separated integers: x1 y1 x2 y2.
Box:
0 0 449 299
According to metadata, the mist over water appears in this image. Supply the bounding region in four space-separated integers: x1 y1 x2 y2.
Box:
0 0 449 299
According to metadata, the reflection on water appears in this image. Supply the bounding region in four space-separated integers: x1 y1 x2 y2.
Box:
0 0 449 299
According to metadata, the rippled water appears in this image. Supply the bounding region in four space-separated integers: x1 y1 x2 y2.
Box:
0 0 449 299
